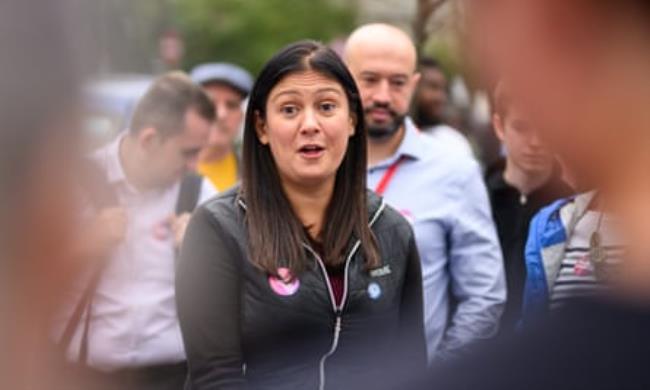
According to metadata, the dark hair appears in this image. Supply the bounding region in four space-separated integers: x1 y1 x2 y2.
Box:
130 71 215 137
418 56 442 71
241 40 380 275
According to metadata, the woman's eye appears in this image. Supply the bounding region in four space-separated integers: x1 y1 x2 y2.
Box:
280 105 298 115
320 102 337 112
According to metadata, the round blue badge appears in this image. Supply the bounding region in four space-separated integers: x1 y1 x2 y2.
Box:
367 282 382 300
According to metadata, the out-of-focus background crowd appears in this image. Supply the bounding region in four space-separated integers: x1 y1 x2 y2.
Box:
3 0 650 389
79 0 498 166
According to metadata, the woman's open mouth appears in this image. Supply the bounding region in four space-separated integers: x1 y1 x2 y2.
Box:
298 144 325 159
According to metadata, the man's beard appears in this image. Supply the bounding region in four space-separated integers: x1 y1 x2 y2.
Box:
365 104 406 140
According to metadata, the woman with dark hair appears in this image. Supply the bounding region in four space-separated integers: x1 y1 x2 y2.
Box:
176 40 425 389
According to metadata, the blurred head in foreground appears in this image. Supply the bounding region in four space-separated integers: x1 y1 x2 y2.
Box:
467 0 650 296
0 0 88 388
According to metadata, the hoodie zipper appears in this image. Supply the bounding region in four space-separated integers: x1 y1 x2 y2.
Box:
238 196 387 390
306 240 358 390
306 199 386 390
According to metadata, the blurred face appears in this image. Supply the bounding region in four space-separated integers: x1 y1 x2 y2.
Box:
256 70 355 187
346 43 419 140
203 82 245 149
415 67 448 126
493 105 554 175
145 108 212 188
468 0 650 188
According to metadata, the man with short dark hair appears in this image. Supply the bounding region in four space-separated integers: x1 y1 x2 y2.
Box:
59 71 217 390
485 80 573 333
191 63 253 191
413 57 473 157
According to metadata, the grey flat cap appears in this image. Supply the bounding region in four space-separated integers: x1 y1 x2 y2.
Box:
190 62 254 96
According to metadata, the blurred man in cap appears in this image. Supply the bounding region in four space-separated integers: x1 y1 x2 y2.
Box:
190 62 253 191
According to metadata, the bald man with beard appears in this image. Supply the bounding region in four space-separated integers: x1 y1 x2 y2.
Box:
344 24 506 362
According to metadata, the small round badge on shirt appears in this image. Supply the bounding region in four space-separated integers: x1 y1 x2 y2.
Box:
367 282 382 300
574 255 593 276
152 220 171 241
268 267 300 296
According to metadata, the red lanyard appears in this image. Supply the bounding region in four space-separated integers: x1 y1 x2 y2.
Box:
374 156 406 196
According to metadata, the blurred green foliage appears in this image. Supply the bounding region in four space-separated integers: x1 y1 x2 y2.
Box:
88 0 174 73
173 0 356 76
421 38 461 78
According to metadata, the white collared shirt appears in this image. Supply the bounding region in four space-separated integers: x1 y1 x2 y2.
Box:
63 133 217 371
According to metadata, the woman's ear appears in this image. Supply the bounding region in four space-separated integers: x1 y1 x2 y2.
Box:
255 111 269 145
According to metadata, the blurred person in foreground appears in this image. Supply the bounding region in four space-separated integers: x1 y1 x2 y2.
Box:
344 23 505 361
485 80 573 333
413 57 474 158
0 0 93 389
56 72 217 390
401 0 650 388
190 63 253 192
177 40 425 389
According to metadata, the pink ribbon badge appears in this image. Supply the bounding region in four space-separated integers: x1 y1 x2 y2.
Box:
268 267 300 296
574 255 593 276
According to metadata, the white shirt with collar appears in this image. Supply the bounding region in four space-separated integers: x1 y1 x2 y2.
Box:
66 133 217 371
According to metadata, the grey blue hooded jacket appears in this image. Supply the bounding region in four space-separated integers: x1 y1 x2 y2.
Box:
522 192 595 325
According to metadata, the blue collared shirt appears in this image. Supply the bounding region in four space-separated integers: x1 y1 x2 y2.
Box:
368 118 506 361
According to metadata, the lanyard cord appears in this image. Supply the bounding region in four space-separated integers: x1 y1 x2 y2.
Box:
374 156 406 196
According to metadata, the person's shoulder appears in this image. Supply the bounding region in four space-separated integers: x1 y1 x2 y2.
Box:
413 127 479 171
536 193 580 221
197 185 243 226
87 141 111 167
367 191 414 238
419 122 469 149
87 133 124 175
484 159 507 192
428 124 473 153
528 194 577 245
423 140 483 188
197 176 219 204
